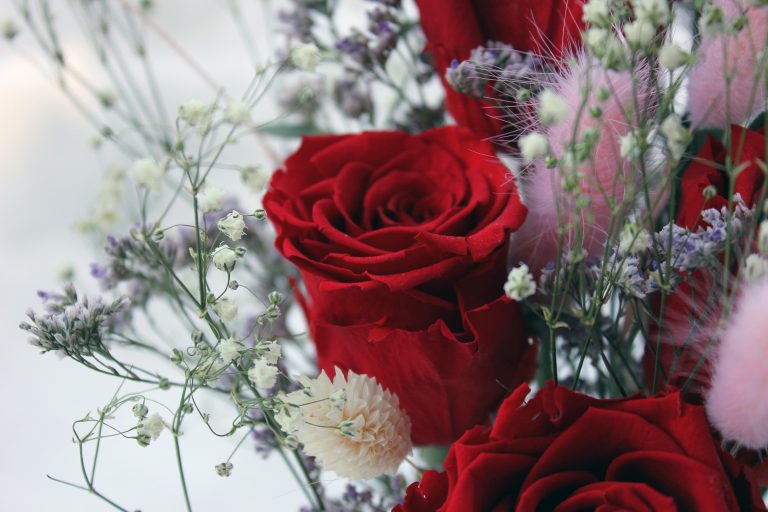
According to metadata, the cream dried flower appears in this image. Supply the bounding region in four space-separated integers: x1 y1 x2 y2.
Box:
277 368 411 480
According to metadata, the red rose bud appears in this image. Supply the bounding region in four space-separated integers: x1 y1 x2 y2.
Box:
264 127 535 445
395 383 765 512
414 0 586 140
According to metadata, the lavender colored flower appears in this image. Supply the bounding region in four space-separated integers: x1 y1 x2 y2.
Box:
333 74 373 118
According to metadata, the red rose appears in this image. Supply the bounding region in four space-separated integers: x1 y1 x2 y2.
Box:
646 126 766 395
395 383 765 512
264 126 535 445
415 0 586 139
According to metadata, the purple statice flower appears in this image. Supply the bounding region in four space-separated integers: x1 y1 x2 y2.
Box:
334 74 373 118
336 31 372 67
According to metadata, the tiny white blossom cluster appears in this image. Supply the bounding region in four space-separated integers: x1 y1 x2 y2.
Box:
504 263 537 301
276 368 412 480
131 158 164 190
218 210 247 241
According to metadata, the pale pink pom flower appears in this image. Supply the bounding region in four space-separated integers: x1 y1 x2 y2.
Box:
706 279 768 450
512 54 653 272
688 0 768 128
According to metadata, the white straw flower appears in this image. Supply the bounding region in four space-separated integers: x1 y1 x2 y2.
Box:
198 187 226 213
131 158 164 190
217 210 247 241
213 298 238 322
248 358 278 388
212 244 238 272
504 264 537 301
218 336 244 364
276 368 411 480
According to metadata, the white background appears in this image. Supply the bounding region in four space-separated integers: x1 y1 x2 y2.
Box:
0 1 318 510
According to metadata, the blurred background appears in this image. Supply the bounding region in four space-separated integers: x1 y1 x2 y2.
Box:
0 1 315 510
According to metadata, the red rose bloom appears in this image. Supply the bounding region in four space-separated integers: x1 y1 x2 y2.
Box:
415 0 586 139
264 126 535 445
646 126 766 395
395 383 765 512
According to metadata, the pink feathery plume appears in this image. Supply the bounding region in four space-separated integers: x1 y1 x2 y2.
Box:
706 278 768 450
688 0 768 128
512 53 654 272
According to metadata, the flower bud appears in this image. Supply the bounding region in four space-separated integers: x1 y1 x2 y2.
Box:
132 403 149 419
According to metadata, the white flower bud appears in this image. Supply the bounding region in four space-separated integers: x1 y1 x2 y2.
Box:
619 131 642 161
658 43 690 71
213 298 238 322
131 158 164 190
633 0 670 25
212 244 239 272
132 403 149 419
699 5 725 37
291 43 322 70
215 462 233 477
582 0 612 27
198 186 226 213
223 100 251 125
537 89 569 126
623 20 656 50
257 340 281 364
619 221 651 254
178 99 212 126
241 166 271 192
519 132 549 163
504 263 537 301
218 336 244 364
759 220 768 255
660 114 690 162
1 19 19 41
217 210 247 241
744 254 768 282
248 358 279 388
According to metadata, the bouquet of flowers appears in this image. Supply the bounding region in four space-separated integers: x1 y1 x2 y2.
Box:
12 0 768 509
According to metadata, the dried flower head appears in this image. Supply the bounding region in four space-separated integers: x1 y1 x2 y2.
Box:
276 368 411 480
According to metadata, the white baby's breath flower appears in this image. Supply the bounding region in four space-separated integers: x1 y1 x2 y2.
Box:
2 19 19 41
241 166 272 192
633 0 670 25
198 186 226 213
658 43 690 71
276 368 412 480
248 358 279 388
582 0 612 26
131 158 164 190
759 220 768 255
138 412 164 442
291 43 322 70
504 263 536 301
537 89 569 126
659 114 689 162
257 340 281 364
519 132 549 163
223 101 251 125
213 298 238 322
217 210 247 241
619 131 642 161
218 336 244 364
699 5 725 37
623 20 656 49
744 254 768 282
178 99 212 126
619 221 651 254
212 244 239 272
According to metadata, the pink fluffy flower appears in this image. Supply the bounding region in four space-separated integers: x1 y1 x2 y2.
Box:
706 278 768 450
512 55 652 272
688 0 768 128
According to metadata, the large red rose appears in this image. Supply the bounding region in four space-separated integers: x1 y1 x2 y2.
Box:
646 126 766 395
264 126 535 445
415 0 586 139
395 383 765 511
